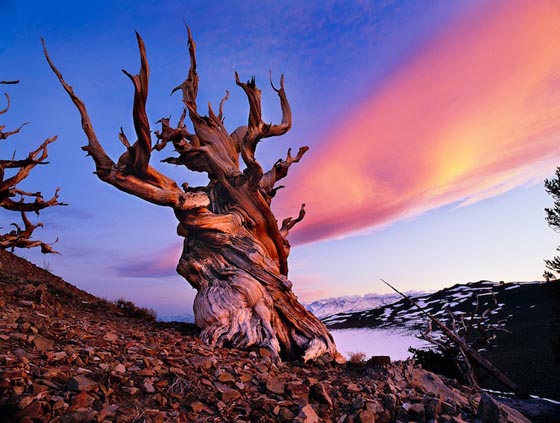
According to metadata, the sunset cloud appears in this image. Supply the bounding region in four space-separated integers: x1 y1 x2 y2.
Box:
115 244 182 278
279 0 560 244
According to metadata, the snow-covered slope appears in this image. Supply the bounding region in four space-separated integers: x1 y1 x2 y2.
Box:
323 280 542 330
304 291 426 320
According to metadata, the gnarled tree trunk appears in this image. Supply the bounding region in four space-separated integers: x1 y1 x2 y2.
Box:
44 29 338 362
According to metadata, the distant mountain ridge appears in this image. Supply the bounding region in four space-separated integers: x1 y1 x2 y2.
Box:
159 311 195 323
303 291 427 319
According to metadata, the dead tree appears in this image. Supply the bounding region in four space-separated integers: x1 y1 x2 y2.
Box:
419 292 510 390
43 30 338 362
381 279 526 396
0 80 65 253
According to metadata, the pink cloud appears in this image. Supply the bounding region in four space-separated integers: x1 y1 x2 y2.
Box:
277 0 560 244
291 273 334 302
115 244 182 278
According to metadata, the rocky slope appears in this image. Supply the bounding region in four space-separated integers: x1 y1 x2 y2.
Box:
0 250 537 422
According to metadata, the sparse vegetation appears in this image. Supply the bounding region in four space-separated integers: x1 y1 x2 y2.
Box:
545 168 560 276
347 351 367 364
114 298 157 321
543 271 554 282
41 260 52 272
408 347 464 382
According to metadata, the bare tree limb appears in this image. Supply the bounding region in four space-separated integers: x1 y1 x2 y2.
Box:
260 146 309 199
43 37 208 210
171 26 199 114
0 93 11 115
121 32 152 178
280 204 306 238
267 72 292 137
0 136 57 193
0 211 59 254
42 38 114 178
0 122 29 139
0 78 64 253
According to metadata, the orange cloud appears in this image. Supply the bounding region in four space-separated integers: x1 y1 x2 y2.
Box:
278 0 560 244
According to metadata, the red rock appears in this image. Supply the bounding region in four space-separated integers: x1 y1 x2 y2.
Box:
239 373 253 383
103 332 118 342
280 407 297 421
1 369 27 379
19 396 34 409
51 351 67 361
310 383 333 408
33 335 54 352
113 363 126 373
67 375 97 392
13 386 25 395
190 355 216 370
476 393 531 423
142 381 155 393
266 376 285 395
347 382 361 393
170 366 186 376
217 372 235 383
21 400 43 419
123 386 140 395
11 332 28 341
358 409 375 423
297 404 320 423
52 399 67 411
146 410 166 423
216 382 242 403
287 382 309 400
31 383 49 395
190 401 205 413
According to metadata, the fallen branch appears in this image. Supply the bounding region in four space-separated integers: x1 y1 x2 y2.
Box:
381 279 527 397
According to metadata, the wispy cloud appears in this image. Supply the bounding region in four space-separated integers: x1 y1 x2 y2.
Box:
278 0 560 244
114 244 182 278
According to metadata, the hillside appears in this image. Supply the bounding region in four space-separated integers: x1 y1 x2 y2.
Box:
304 292 426 320
0 250 551 422
325 280 560 401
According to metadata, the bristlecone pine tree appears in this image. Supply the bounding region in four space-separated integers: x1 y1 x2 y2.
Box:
545 167 560 276
0 80 65 253
44 30 339 361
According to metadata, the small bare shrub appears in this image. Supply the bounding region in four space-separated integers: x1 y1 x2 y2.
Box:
348 351 367 364
115 298 157 321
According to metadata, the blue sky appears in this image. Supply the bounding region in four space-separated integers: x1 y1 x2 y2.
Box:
2 0 559 316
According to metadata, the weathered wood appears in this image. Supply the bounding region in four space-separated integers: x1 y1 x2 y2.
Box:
44 29 338 362
0 81 65 253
